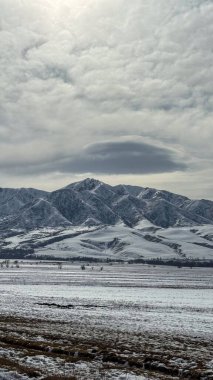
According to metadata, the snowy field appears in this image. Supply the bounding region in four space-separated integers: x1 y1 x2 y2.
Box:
0 262 212 379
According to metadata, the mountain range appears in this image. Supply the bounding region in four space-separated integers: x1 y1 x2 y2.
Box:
0 178 212 263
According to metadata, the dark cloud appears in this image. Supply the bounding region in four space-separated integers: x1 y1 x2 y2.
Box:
0 140 185 176
58 140 186 175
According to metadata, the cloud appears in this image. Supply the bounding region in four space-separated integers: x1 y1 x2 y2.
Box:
0 0 212 198
56 139 186 175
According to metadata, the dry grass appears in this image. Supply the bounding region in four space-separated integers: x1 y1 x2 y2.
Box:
0 357 41 377
0 314 212 379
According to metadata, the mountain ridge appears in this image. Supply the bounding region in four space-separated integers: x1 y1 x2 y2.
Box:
0 178 212 231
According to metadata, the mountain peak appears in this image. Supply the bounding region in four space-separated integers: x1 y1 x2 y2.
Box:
65 178 103 192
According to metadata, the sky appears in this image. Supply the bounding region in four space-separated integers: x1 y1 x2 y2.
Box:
0 0 212 199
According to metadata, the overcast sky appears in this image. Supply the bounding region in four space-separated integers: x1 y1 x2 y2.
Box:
0 0 212 199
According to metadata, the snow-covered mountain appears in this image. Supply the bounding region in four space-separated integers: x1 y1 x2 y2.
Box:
1 178 212 228
0 179 212 262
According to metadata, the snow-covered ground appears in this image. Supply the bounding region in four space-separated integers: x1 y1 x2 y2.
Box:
3 223 213 263
0 262 212 379
36 224 213 261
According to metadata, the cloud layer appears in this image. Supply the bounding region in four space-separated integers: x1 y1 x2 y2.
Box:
0 0 212 198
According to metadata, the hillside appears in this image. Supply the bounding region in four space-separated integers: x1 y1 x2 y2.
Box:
0 179 212 263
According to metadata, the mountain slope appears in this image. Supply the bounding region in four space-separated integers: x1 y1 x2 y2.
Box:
5 198 71 229
2 223 213 263
0 188 48 217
